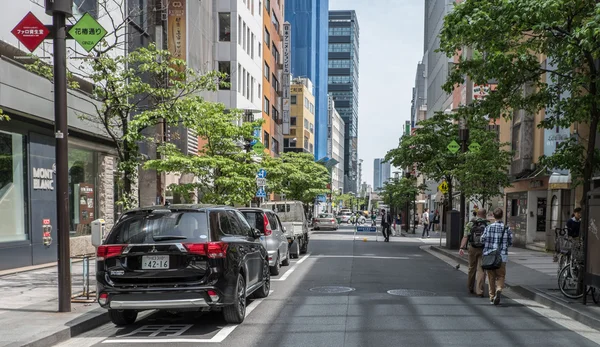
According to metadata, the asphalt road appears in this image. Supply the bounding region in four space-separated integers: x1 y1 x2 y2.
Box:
55 225 600 347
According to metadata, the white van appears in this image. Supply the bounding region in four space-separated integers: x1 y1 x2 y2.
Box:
262 201 309 258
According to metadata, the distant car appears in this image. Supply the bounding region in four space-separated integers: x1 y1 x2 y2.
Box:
95 205 270 326
239 208 290 276
262 201 309 258
313 213 339 230
340 212 353 224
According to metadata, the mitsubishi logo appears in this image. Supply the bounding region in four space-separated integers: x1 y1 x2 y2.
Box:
149 246 158 253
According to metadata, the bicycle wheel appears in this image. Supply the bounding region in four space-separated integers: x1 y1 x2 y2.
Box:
557 254 568 277
558 265 584 299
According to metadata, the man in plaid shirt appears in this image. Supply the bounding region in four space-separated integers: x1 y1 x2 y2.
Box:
481 207 513 305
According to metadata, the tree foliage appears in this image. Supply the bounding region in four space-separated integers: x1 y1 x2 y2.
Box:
25 0 224 209
144 105 262 206
381 176 424 209
439 0 600 208
385 112 512 206
263 153 330 206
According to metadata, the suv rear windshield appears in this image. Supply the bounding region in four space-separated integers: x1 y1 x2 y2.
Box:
107 211 209 244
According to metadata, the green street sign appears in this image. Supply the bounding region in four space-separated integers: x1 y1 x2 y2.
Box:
69 13 107 52
447 140 460 154
253 142 265 154
468 142 482 153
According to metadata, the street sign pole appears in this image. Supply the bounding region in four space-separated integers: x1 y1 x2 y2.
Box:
47 0 73 313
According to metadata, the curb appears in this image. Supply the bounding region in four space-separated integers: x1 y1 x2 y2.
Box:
20 309 109 347
428 245 600 330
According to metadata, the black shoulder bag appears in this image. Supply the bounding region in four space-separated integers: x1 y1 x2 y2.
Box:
481 226 507 270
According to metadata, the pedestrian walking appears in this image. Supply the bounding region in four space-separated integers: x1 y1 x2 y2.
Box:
431 210 440 232
371 212 377 227
481 208 513 305
567 207 582 238
381 208 392 242
459 209 488 297
421 208 430 238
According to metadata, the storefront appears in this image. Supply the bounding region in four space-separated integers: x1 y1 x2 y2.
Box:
505 176 550 248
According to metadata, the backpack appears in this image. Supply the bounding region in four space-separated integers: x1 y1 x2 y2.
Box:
469 220 488 248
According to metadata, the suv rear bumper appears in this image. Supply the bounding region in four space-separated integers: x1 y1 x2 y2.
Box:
110 297 208 310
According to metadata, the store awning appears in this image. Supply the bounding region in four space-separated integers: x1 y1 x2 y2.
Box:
416 200 426 204
549 172 571 189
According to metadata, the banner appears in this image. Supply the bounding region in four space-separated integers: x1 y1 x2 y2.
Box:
168 0 187 69
282 22 291 134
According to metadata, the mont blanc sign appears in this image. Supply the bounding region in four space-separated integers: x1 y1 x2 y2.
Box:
32 165 55 190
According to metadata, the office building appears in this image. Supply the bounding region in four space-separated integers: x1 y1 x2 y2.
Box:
373 158 391 191
262 0 285 156
284 78 315 154
284 0 330 160
328 10 359 193
327 96 345 194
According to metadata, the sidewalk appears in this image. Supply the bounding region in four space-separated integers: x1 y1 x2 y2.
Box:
430 245 600 330
0 260 108 347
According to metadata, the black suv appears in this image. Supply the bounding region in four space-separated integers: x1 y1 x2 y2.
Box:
96 205 270 326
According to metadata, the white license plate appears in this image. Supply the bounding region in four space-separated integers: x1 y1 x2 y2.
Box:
142 255 169 269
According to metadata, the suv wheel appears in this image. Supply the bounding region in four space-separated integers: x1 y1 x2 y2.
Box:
253 260 271 298
223 274 246 324
270 254 281 275
108 309 138 326
281 249 290 266
300 236 308 254
291 240 300 259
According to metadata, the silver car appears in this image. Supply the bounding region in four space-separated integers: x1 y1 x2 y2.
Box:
239 208 290 275
313 213 339 230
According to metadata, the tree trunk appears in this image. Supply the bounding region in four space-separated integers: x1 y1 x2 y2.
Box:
447 176 453 212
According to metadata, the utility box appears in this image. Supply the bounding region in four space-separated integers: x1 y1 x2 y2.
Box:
446 210 461 249
45 0 74 16
91 219 106 247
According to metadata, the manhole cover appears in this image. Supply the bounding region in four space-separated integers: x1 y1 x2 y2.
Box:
310 286 355 293
387 289 437 297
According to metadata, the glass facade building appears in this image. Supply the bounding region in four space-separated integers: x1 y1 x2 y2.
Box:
328 10 359 193
284 0 329 160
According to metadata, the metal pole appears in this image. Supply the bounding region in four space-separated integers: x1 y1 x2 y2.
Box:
460 46 473 233
53 10 71 313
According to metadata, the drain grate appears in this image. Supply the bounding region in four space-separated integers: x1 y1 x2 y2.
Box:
310 286 355 294
387 289 437 297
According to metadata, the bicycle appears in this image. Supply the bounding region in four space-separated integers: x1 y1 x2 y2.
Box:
555 227 571 277
557 237 587 299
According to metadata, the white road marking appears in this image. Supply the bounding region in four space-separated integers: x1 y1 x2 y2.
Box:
312 255 409 260
101 290 273 344
271 253 311 281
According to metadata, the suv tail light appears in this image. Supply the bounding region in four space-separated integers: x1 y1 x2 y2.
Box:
331 219 336 223
98 292 108 306
97 245 125 261
184 242 229 259
263 214 272 236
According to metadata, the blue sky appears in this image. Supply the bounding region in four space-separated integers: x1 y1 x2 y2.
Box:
329 0 424 188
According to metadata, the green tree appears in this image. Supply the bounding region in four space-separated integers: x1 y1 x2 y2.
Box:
264 152 330 206
144 105 263 205
439 0 600 211
381 176 424 210
385 112 511 209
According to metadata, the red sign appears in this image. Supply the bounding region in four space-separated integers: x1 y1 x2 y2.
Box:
43 219 50 225
11 12 50 52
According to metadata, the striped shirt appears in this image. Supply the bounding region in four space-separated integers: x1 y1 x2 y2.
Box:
481 221 513 262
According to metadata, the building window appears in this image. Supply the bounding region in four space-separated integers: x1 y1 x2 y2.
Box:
264 97 270 115
247 72 250 99
263 131 270 149
251 77 255 102
258 83 261 100
243 22 247 52
272 74 279 91
310 123 314 133
264 27 270 49
258 43 261 57
291 95 297 104
238 16 242 45
272 138 279 154
264 61 270 79
304 97 308 106
242 68 246 97
218 13 231 41
265 0 270 12
290 117 297 126
0 131 28 243
218 61 231 90
304 137 309 150
309 143 313 153
271 10 280 32
328 43 352 52
272 106 279 122
284 138 289 147
247 27 251 53
304 119 309 128
69 146 98 236
290 128 297 136
272 45 280 63
251 34 255 58
290 138 297 147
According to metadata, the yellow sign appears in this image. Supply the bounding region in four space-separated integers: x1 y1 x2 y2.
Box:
439 181 449 194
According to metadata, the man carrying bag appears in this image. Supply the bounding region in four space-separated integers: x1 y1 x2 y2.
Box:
481 208 513 306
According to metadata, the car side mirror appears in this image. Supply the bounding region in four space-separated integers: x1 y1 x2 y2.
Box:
251 228 264 239
283 227 287 232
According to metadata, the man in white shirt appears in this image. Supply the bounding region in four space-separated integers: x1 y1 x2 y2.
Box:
422 208 430 238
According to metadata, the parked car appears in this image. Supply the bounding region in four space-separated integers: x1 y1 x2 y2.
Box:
95 205 270 326
262 201 309 258
313 213 339 230
239 208 290 275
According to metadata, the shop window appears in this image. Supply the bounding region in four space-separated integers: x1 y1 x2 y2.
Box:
0 131 28 243
69 147 98 237
511 199 518 217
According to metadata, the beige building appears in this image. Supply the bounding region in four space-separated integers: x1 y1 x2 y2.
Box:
284 78 315 154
